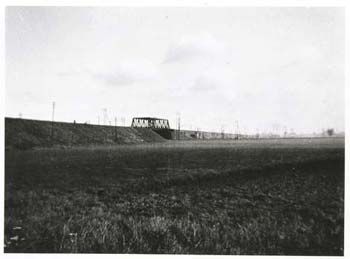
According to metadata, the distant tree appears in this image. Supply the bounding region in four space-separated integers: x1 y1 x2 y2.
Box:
327 128 334 136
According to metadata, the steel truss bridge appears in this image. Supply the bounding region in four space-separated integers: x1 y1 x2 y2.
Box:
131 117 173 139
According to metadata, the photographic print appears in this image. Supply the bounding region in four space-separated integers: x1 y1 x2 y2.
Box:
4 6 345 255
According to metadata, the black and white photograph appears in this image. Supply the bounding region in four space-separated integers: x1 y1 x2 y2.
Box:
2 3 346 256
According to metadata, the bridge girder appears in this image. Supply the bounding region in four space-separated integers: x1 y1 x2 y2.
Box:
131 117 170 129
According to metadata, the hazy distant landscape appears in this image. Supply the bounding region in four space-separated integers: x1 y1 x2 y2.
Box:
5 137 344 254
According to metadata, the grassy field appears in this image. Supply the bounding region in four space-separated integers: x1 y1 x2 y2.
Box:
4 138 344 255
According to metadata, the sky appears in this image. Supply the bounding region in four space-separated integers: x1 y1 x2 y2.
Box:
6 7 345 134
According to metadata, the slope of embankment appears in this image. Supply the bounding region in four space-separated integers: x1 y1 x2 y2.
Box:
5 117 166 150
178 129 247 140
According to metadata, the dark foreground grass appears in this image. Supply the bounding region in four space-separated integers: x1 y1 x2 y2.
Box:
5 138 344 254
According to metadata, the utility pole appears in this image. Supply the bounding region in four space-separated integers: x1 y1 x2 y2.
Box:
98 115 100 125
176 112 181 140
51 101 55 139
114 117 118 141
221 125 225 139
103 108 108 125
234 120 239 140
196 127 201 139
283 126 288 138
178 114 181 140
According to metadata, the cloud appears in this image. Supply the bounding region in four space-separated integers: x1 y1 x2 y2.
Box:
57 70 81 77
163 33 228 64
160 34 237 100
58 60 158 87
190 76 217 92
92 71 138 86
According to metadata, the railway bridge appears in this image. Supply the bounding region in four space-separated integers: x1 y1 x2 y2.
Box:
131 117 174 139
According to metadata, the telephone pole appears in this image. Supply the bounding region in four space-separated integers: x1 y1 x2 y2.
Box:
176 113 181 140
103 108 108 125
51 101 55 139
114 117 118 141
234 120 239 140
221 125 225 139
178 116 181 140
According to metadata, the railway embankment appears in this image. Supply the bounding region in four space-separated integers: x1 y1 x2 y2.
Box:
5 117 166 150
